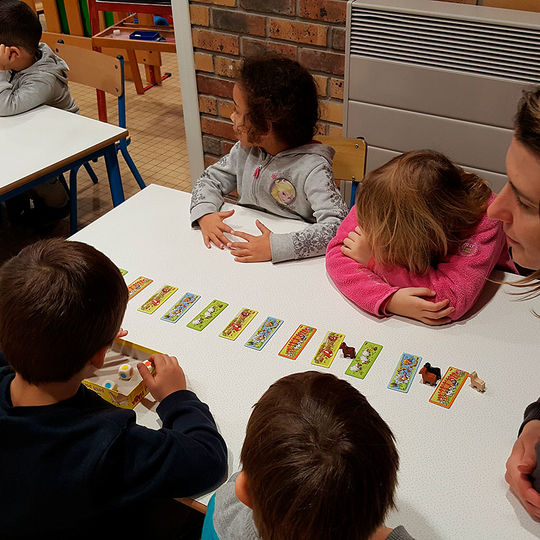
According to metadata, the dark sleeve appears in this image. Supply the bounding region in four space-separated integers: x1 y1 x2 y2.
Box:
0 351 7 367
98 389 228 502
519 398 540 435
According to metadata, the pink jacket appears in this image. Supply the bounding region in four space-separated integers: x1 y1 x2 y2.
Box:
326 199 516 320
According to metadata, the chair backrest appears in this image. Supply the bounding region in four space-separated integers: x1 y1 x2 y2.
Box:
53 42 123 98
315 136 367 207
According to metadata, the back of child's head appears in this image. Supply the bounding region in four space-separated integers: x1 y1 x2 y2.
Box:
0 238 128 384
238 55 318 149
355 149 492 274
0 0 42 57
240 371 398 540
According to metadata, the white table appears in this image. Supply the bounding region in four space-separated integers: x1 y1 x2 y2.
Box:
0 105 128 231
72 184 540 539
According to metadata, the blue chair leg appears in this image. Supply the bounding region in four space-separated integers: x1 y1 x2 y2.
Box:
83 162 100 184
118 141 146 190
104 145 125 206
350 181 358 209
69 166 80 234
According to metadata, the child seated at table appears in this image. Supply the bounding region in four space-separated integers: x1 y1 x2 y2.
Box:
326 149 516 325
0 0 78 225
190 55 349 263
202 371 413 540
0 238 227 537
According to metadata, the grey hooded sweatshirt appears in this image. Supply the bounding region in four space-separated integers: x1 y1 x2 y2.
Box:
0 42 79 116
190 141 349 263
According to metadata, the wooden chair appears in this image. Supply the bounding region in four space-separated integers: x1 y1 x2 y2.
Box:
315 136 367 208
53 42 146 231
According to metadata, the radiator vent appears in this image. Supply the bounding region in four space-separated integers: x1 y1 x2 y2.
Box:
350 6 540 83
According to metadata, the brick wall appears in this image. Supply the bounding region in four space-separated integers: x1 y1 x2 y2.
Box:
189 0 348 167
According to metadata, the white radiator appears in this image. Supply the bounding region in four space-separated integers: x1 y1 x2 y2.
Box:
344 0 540 192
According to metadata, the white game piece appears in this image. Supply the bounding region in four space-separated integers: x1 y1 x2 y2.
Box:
118 363 133 380
103 380 117 391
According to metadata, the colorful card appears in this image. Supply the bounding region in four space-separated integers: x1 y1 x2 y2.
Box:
245 317 283 350
429 366 469 409
161 293 200 323
388 353 422 393
135 284 176 314
345 341 383 379
311 331 345 368
119 268 128 276
278 324 317 360
187 300 228 331
127 276 153 300
219 308 258 340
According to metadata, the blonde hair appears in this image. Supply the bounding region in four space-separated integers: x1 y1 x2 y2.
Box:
355 150 492 275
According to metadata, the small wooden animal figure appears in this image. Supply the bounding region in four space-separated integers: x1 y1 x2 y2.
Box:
340 342 356 359
419 362 441 386
469 371 486 392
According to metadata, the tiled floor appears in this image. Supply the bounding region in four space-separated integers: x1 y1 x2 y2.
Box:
0 51 191 263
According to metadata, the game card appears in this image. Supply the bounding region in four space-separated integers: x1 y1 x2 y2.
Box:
119 268 128 276
278 324 317 360
127 276 153 300
345 341 383 379
138 285 178 314
388 353 422 393
187 300 228 331
219 308 258 340
429 366 469 409
161 293 200 323
311 331 345 368
245 317 283 350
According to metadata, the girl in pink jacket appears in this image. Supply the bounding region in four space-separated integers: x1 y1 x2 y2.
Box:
326 150 516 325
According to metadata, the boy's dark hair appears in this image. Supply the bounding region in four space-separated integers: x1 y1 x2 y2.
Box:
240 371 399 540
0 238 128 384
239 55 319 148
0 0 42 56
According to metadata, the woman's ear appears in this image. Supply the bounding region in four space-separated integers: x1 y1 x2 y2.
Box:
235 471 253 508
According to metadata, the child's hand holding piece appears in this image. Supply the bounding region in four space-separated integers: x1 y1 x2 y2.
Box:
386 287 455 325
341 226 372 265
198 210 235 249
137 354 187 402
227 219 272 262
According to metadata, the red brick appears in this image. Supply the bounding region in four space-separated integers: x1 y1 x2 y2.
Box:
205 155 220 167
239 0 295 15
197 74 235 98
218 98 235 119
199 95 218 115
319 100 343 123
213 9 266 37
203 134 222 154
299 0 346 23
197 0 237 6
330 77 344 99
299 48 344 76
194 52 214 72
331 26 345 51
313 74 328 97
241 37 297 60
214 55 243 78
269 18 327 46
201 116 237 140
190 4 210 26
222 140 235 154
192 28 239 54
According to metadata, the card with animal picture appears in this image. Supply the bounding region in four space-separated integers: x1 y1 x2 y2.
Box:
311 331 345 368
245 317 283 350
127 276 153 300
161 292 200 323
138 285 178 314
429 366 469 409
278 324 317 360
345 341 383 379
388 353 422 393
187 300 228 331
219 308 258 340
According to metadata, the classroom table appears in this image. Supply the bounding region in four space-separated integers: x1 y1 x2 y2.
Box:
71 184 540 539
0 105 128 232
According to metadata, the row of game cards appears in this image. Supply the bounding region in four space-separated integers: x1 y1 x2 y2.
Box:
124 273 469 409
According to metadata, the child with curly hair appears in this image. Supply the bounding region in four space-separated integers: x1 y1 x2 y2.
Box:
326 150 516 325
190 55 348 263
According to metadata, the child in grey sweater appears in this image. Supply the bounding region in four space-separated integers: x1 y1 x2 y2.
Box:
0 0 78 224
190 56 348 263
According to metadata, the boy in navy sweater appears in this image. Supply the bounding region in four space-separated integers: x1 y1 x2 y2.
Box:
0 238 227 538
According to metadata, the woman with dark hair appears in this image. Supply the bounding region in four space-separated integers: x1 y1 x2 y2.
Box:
488 87 540 520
